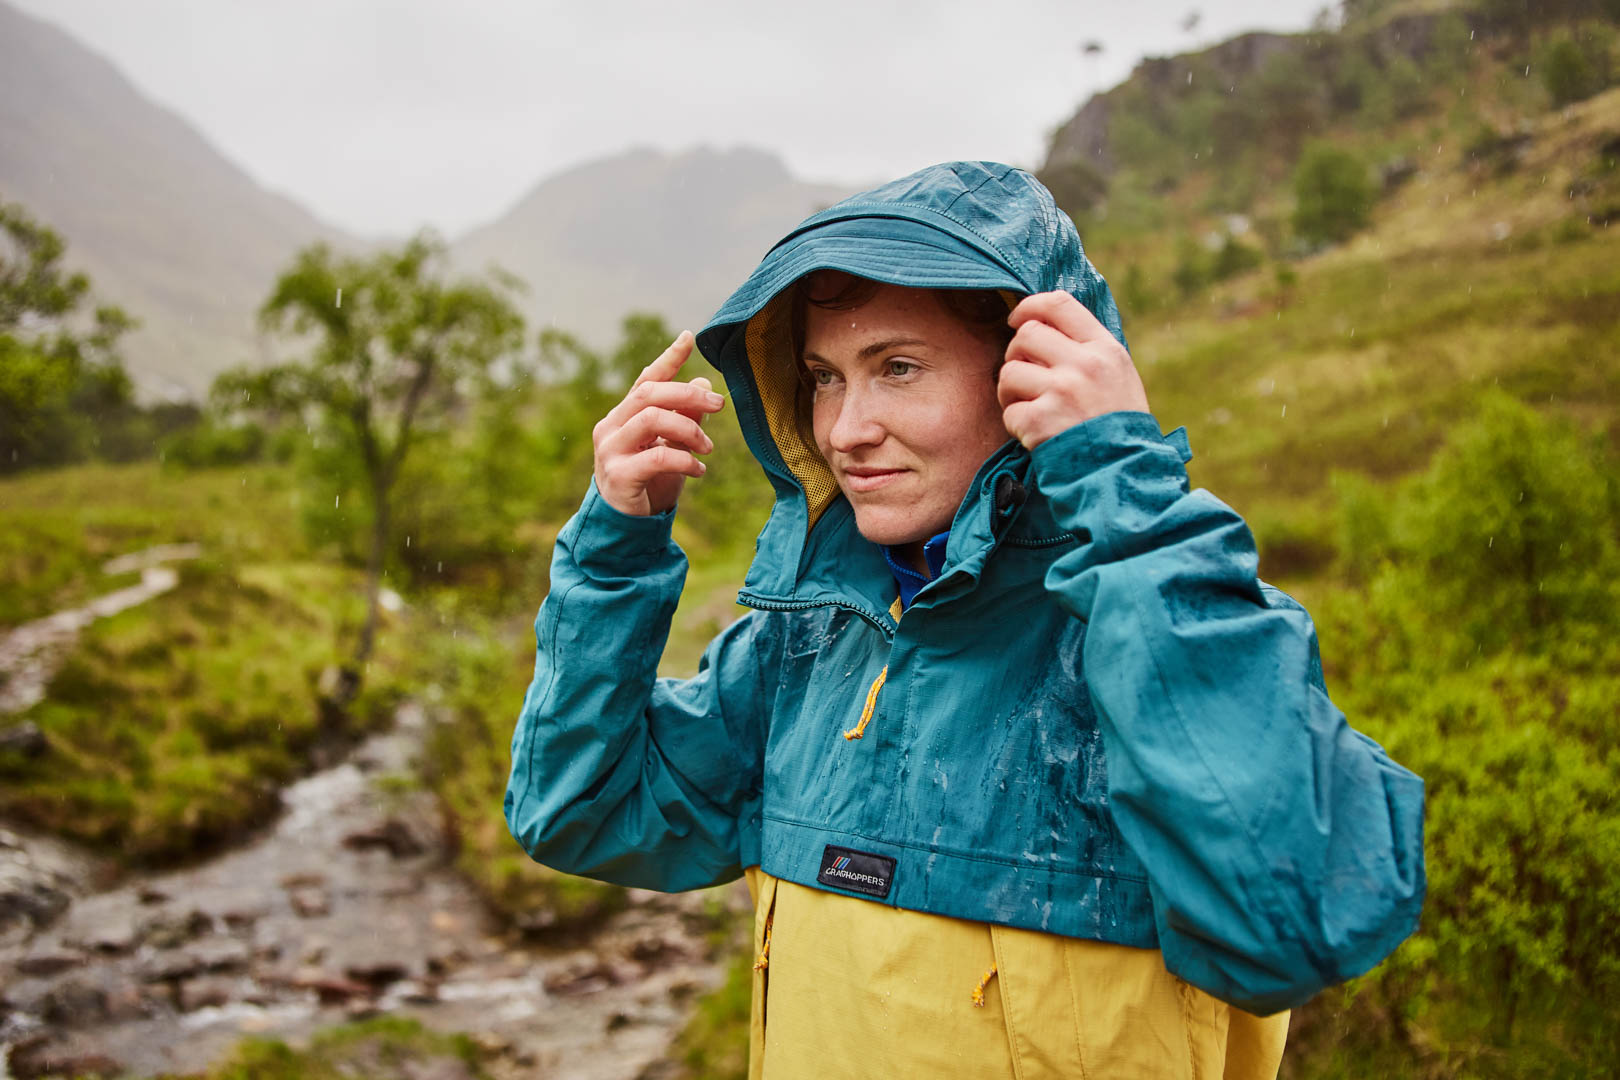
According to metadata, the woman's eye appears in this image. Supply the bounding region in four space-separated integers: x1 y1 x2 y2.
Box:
811 368 838 386
885 359 917 377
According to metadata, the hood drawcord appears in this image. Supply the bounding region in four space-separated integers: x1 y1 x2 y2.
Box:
843 598 904 742
842 666 887 740
971 962 999 1007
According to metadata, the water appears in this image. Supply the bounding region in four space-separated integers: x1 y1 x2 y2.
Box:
2 702 740 1077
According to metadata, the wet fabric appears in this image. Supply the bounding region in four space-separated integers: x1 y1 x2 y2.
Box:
504 160 1427 1022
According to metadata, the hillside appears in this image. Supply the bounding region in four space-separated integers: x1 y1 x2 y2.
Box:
0 0 353 400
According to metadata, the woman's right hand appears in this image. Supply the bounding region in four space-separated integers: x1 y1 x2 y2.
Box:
592 330 727 517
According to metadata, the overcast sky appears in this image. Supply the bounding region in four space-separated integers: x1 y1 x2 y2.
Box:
14 0 1334 238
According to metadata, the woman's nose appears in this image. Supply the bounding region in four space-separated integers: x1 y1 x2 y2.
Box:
826 384 885 453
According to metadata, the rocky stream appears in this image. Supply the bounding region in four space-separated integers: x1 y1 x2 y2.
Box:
0 551 740 1078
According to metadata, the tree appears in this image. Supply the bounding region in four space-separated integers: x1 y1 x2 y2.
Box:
1291 142 1375 248
217 232 525 701
0 201 137 472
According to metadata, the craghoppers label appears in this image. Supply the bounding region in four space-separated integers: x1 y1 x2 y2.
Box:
817 844 896 899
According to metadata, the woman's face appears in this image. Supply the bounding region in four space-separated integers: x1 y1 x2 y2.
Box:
801 282 1011 549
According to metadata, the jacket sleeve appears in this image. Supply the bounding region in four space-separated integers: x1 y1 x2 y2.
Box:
1030 410 1426 1016
503 479 773 892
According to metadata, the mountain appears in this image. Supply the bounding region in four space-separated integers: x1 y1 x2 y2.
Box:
1 0 853 398
0 0 355 401
452 146 854 351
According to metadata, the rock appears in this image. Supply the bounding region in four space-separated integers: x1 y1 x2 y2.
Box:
393 978 441 1005
0 829 84 944
341 818 428 858
222 907 265 930
667 978 700 1000
424 944 466 975
627 934 691 970
39 976 109 1026
288 885 330 918
279 870 327 888
343 998 381 1020
140 907 212 948
192 937 252 972
605 1011 634 1032
344 959 408 987
468 1031 512 1057
10 1049 123 1080
1379 156 1418 193
136 884 170 904
138 949 204 983
61 913 140 955
543 957 623 997
15 946 87 976
0 721 48 756
103 981 156 1021
291 972 374 1004
178 976 236 1012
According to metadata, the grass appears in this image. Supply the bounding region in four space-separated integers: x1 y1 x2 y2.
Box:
0 552 412 863
153 1016 488 1080
0 460 311 628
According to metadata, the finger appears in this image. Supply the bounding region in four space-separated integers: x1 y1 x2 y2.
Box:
995 358 1053 408
605 405 715 458
631 331 695 389
677 375 720 427
602 379 724 433
1000 399 1039 446
1008 291 1112 344
616 444 706 485
1003 318 1076 369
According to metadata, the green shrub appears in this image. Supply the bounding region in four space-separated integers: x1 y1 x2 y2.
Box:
1295 393 1620 1075
1538 26 1614 107
1292 142 1376 248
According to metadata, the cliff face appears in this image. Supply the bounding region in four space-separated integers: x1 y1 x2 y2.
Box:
1041 11 1480 182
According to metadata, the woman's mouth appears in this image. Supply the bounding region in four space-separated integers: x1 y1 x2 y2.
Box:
841 467 906 493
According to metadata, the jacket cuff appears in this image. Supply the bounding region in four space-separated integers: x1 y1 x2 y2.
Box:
564 478 680 572
1027 411 1196 562
1029 411 1191 483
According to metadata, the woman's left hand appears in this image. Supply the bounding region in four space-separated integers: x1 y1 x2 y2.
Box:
997 291 1151 451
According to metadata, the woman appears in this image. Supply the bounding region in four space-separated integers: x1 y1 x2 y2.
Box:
505 161 1426 1078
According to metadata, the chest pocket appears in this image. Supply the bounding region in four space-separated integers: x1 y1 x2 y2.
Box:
764 608 893 828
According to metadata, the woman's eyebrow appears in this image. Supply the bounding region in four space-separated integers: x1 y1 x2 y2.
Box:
802 337 929 367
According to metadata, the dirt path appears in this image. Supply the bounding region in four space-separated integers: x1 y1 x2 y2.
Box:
0 544 201 715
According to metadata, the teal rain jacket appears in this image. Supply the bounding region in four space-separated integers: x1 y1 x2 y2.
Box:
505 161 1426 1015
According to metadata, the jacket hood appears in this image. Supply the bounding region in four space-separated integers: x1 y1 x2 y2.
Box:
696 161 1127 614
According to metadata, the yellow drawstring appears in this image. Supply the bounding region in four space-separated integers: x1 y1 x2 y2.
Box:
843 599 902 742
971 963 998 1008
843 666 887 740
753 908 774 971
